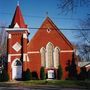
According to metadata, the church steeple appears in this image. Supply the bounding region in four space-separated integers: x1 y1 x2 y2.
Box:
9 4 27 28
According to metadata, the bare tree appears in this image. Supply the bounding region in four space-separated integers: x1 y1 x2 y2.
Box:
0 24 7 70
57 0 90 61
57 0 90 14
77 17 90 61
0 25 7 55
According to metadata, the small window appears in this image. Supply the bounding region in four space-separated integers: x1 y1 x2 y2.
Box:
47 28 51 33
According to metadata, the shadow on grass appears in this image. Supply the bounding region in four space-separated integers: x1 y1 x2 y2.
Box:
0 80 90 89
20 80 90 89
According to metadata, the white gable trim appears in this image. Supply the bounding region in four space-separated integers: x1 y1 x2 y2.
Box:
14 23 20 28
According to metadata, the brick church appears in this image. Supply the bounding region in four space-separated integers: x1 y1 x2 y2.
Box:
6 5 76 80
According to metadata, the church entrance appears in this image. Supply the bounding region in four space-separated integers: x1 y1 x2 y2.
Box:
12 59 22 80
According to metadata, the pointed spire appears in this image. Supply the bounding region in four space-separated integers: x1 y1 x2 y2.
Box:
17 1 19 6
9 4 27 28
46 11 48 17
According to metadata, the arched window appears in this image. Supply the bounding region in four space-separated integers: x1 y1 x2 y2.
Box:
40 42 60 69
54 47 60 68
46 42 54 68
14 60 22 66
40 47 46 67
12 58 22 68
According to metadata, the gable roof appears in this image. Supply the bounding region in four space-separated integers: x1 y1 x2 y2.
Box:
28 17 74 50
44 17 74 49
9 5 27 28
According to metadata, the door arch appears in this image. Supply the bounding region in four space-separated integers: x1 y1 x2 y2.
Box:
12 58 22 80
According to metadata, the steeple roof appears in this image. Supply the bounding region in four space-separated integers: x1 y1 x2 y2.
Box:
9 5 27 28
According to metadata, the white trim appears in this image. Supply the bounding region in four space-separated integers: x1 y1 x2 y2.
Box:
27 55 30 62
8 53 28 62
28 50 74 54
8 54 21 62
23 33 27 39
54 47 60 69
14 23 20 28
46 42 54 49
8 34 11 39
12 42 22 52
5 28 29 31
85 64 90 67
40 47 46 53
8 54 11 62
60 50 74 53
46 50 48 68
23 53 27 61
8 54 21 56
28 51 40 54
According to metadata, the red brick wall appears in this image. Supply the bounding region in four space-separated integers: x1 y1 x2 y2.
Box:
27 18 74 79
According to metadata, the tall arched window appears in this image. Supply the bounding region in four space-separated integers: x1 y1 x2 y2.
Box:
54 47 60 68
40 42 60 68
40 47 46 67
46 42 54 68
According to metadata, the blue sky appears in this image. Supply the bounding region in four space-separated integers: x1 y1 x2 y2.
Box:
0 0 90 43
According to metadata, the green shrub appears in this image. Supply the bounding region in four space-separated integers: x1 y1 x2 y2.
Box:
87 70 90 80
57 65 62 80
0 69 9 82
0 73 2 81
2 70 9 81
23 69 31 81
40 67 45 80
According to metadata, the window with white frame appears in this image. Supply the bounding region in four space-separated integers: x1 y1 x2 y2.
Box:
46 42 54 68
40 42 60 68
54 47 60 68
40 47 46 67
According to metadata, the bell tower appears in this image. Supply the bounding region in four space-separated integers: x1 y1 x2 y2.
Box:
6 4 29 80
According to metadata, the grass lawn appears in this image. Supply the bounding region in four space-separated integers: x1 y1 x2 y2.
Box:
20 80 90 89
0 80 90 89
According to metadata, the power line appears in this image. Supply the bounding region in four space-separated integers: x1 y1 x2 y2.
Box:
0 26 90 31
0 12 81 20
29 28 90 30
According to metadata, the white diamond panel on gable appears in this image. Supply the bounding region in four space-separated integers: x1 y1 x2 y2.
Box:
12 42 22 52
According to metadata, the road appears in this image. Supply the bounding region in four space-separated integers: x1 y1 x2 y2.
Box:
0 86 88 90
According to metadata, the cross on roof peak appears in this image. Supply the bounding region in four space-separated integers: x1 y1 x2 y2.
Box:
17 1 19 6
